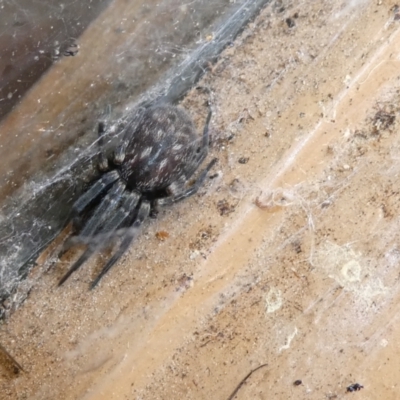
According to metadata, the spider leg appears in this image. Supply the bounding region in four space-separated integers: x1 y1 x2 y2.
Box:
58 246 96 286
90 199 150 289
156 158 217 207
153 109 213 211
185 110 212 179
59 191 141 286
97 120 110 171
100 190 141 233
60 178 124 255
73 170 119 214
202 109 212 148
80 181 125 237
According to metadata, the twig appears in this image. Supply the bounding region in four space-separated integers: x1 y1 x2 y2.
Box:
227 363 268 400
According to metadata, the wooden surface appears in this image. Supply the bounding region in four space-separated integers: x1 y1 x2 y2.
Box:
2 1 400 399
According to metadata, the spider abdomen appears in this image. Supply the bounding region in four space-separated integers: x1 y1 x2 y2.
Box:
121 105 200 191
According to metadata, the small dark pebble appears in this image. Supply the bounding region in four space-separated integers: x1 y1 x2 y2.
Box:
293 241 302 253
238 157 249 164
216 199 235 216
293 379 302 386
286 18 295 28
346 383 363 392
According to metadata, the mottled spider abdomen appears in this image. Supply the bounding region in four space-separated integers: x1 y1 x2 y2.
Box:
121 105 200 192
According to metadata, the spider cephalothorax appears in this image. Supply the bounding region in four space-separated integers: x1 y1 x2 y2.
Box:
59 103 216 289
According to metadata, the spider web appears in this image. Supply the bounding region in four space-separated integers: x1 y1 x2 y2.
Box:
0 0 270 317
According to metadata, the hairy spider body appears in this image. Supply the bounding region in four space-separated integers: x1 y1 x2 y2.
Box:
59 104 216 289
121 106 202 191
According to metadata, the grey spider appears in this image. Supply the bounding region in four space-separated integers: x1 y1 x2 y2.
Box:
58 103 216 289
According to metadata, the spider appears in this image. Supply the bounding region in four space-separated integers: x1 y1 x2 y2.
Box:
58 103 217 289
